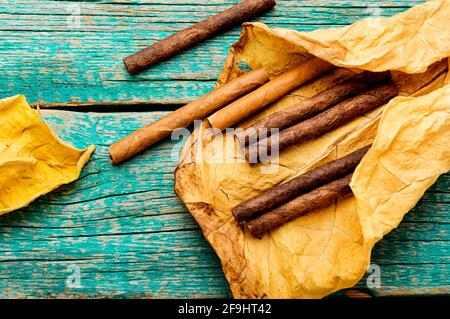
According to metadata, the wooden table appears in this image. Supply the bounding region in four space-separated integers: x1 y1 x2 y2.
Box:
0 0 448 298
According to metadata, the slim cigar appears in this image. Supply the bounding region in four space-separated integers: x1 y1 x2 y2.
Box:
207 57 335 131
247 174 353 238
236 71 391 147
123 0 276 74
246 81 398 163
109 68 270 164
232 145 370 222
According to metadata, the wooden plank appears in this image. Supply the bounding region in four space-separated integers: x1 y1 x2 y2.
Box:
354 264 450 296
0 0 423 105
0 110 448 298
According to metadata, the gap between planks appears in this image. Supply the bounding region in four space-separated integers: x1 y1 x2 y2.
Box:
33 102 186 112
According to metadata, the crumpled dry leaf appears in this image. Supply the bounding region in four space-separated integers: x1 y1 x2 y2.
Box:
175 0 450 298
0 95 95 215
352 85 450 244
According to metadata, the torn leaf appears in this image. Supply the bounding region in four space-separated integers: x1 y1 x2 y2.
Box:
0 95 95 215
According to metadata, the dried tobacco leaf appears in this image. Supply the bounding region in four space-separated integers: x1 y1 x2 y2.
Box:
175 0 450 298
0 95 95 215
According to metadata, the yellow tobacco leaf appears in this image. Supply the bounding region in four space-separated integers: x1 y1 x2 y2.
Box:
0 95 95 215
352 85 450 244
175 0 450 298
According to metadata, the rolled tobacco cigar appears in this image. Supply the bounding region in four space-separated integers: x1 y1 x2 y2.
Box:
246 81 398 163
124 0 276 74
247 173 354 238
109 68 270 164
231 145 371 222
207 57 335 131
236 71 391 146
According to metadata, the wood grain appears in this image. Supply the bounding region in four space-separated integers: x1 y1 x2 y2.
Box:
0 0 425 106
0 110 447 298
1 0 447 299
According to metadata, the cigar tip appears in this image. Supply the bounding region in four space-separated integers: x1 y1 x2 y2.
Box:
231 207 247 224
109 154 119 166
108 145 121 165
123 57 139 75
246 222 263 239
231 207 239 220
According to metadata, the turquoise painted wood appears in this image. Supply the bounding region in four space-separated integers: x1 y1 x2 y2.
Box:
0 110 448 298
0 0 449 298
0 0 425 106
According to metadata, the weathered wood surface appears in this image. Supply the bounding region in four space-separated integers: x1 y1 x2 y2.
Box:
0 0 425 106
0 110 448 298
1 0 449 298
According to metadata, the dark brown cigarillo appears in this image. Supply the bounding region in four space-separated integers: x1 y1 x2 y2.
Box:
124 0 276 74
247 173 353 238
231 145 370 222
236 71 391 147
246 81 398 163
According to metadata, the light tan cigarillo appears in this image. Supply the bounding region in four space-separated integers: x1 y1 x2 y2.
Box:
108 68 270 165
207 57 335 131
